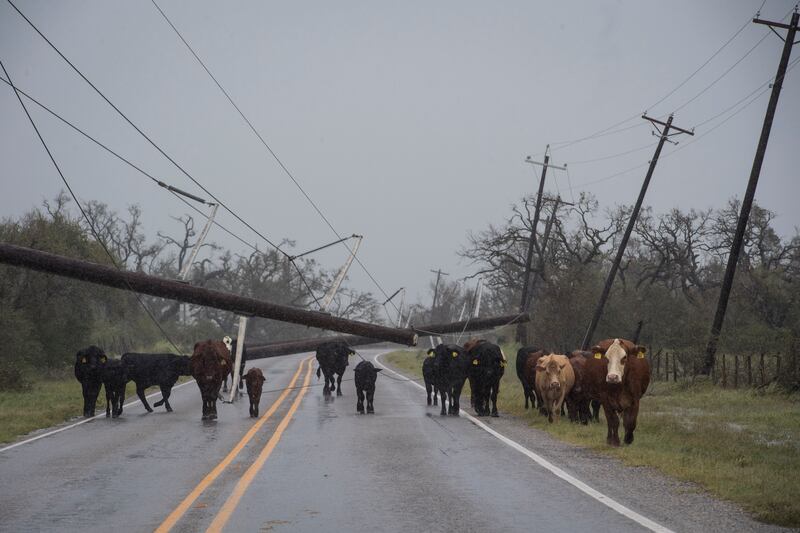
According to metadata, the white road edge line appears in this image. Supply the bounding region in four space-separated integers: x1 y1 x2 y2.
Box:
0 380 196 454
374 351 674 533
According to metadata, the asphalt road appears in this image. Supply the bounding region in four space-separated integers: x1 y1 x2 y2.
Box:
0 348 787 533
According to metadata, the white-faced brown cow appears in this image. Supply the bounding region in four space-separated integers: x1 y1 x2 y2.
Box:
583 338 651 446
534 354 575 423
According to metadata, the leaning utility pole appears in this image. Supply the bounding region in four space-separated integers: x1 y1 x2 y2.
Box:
429 268 449 347
703 10 798 374
517 148 565 342
525 196 573 311
580 114 694 350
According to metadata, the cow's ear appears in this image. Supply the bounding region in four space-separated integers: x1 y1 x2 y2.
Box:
535 365 545 371
375 368 382 373
194 342 200 351
426 349 435 356
591 345 603 359
636 345 647 358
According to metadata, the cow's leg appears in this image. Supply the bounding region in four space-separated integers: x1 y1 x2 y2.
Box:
356 386 365 413
336 373 343 396
136 385 153 412
623 402 640 445
366 389 374 414
105 387 112 418
425 382 432 405
433 384 438 406
450 379 464 416
439 387 447 416
159 386 173 412
491 381 500 417
591 400 601 422
603 403 620 446
523 383 530 410
210 399 218 420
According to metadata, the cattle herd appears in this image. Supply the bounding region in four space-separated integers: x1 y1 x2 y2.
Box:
73 335 650 447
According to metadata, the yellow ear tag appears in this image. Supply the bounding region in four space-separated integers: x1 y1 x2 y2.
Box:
594 353 602 359
500 361 507 367
81 357 87 364
101 357 107 363
451 352 458 358
221 360 227 366
472 359 479 365
637 351 645 359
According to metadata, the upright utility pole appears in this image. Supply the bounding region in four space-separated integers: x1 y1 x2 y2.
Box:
517 148 565 342
580 114 694 350
703 10 798 374
319 235 363 312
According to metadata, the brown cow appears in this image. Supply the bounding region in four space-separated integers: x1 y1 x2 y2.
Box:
566 351 593 424
534 354 575 423
584 338 650 446
190 340 232 420
244 368 265 418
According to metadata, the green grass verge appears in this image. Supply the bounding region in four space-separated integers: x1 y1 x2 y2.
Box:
0 376 194 445
384 348 800 527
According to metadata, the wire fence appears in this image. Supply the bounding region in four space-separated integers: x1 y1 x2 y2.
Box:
648 348 794 388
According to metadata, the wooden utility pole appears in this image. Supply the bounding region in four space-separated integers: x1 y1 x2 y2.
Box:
580 114 694 350
702 10 798 374
525 196 573 311
517 148 565 342
429 268 449 321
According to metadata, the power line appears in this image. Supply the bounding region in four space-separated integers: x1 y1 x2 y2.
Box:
148 0 401 313
5 0 322 308
0 74 318 293
0 57 183 355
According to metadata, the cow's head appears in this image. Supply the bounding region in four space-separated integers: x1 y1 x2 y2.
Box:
480 345 506 378
591 339 645 384
536 354 567 390
75 346 107 374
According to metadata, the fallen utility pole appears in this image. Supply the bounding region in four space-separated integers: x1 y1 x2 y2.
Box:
0 243 418 346
246 312 530 360
703 10 799 375
580 114 693 350
517 148 566 342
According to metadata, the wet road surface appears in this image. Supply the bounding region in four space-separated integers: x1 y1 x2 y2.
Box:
0 348 782 532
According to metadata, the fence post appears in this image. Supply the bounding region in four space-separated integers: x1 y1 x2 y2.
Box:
665 352 670 382
673 354 678 382
656 350 661 380
722 353 727 388
734 355 739 388
776 354 781 381
760 352 766 386
747 354 753 386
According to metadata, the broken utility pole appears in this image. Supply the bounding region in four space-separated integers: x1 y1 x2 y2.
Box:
703 10 798 374
580 113 694 350
0 243 418 346
517 147 566 342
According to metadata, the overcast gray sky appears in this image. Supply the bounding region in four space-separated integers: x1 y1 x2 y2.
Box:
1 0 798 309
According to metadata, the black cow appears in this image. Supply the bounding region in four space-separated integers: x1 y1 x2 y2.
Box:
422 354 438 406
101 359 128 418
354 361 382 414
74 346 107 417
516 345 541 410
430 343 470 416
464 339 506 417
121 353 192 412
315 340 353 396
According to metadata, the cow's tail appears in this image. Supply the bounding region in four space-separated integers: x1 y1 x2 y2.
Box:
316 366 321 380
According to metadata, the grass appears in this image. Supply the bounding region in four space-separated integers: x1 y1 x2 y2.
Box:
0 375 194 445
384 348 800 527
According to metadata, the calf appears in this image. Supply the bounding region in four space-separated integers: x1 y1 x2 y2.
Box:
74 346 107 417
354 361 382 414
121 353 192 412
584 338 651 446
516 346 543 411
244 367 265 418
430 343 470 416
101 359 128 418
534 354 575 423
422 354 438 406
315 340 353 396
465 339 506 417
190 340 232 420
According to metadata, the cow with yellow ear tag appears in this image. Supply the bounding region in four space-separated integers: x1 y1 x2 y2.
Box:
430 343 469 416
464 338 506 417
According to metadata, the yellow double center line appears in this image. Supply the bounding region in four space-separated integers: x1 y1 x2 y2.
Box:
156 356 313 533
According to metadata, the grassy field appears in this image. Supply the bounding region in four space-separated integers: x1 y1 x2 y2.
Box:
0 375 193 445
384 348 800 527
